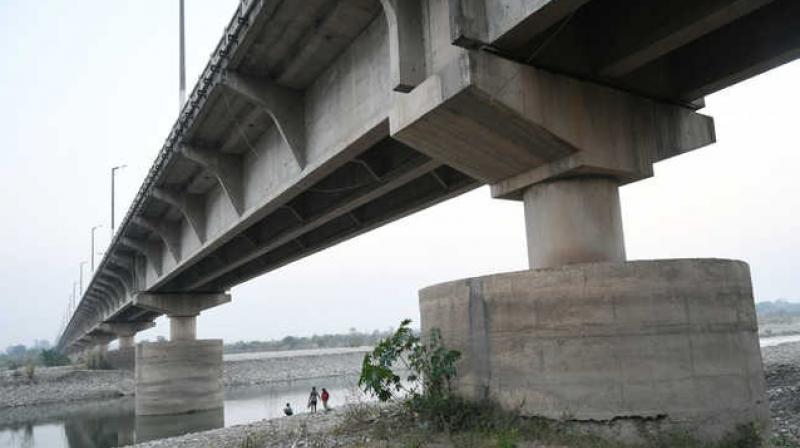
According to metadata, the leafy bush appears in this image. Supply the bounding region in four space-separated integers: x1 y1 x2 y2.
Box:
40 349 71 367
358 319 461 429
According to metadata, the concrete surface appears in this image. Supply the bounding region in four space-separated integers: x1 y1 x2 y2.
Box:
523 177 625 268
106 347 135 371
135 340 224 416
61 0 800 355
420 259 769 442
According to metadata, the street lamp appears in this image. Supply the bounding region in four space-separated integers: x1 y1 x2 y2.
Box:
91 225 103 272
79 261 87 297
111 165 127 237
179 0 186 109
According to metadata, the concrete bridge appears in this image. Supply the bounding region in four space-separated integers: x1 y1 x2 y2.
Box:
57 0 799 440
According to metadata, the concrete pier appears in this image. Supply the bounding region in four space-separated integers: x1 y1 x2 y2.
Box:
133 292 230 416
412 46 767 442
420 259 768 440
523 177 625 269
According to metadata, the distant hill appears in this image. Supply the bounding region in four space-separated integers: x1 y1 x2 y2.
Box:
756 300 800 316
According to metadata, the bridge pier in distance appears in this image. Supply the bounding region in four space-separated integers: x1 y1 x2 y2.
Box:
403 51 768 442
132 292 231 416
99 321 155 371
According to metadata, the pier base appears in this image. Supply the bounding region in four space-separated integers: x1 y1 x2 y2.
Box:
134 340 224 416
420 259 768 442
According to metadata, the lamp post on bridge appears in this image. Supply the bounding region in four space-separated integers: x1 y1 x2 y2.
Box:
179 0 186 109
71 282 77 315
91 225 103 272
79 261 87 298
110 165 127 239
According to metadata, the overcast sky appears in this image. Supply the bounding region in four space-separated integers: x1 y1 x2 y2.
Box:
0 1 798 349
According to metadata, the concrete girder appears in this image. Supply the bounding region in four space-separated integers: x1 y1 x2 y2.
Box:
152 187 207 243
448 0 590 49
96 278 124 301
133 216 182 264
379 0 427 92
220 72 306 168
82 296 102 315
102 269 133 300
95 286 121 314
121 237 163 277
105 265 134 295
596 0 777 78
87 293 111 319
133 292 231 317
180 144 245 216
185 157 441 290
109 253 135 272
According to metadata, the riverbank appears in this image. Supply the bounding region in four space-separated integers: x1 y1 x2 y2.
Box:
0 347 369 409
127 341 800 447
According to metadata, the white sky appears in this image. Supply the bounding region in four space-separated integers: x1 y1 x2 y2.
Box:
0 1 798 349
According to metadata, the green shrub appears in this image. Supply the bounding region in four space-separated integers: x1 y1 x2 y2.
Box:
358 319 463 430
358 319 460 403
40 349 71 367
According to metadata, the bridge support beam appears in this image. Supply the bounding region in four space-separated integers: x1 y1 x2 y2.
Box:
404 50 768 442
132 292 230 416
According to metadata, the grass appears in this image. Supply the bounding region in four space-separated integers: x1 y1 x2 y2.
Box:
331 399 800 448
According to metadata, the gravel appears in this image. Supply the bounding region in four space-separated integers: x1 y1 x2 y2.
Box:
0 366 133 408
223 348 368 387
123 409 363 448
762 341 800 442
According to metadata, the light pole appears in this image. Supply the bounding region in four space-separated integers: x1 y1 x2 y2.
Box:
111 165 127 238
91 225 103 272
179 0 186 109
72 282 77 314
79 261 87 297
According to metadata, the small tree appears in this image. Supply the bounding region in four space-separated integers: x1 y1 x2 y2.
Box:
358 319 460 404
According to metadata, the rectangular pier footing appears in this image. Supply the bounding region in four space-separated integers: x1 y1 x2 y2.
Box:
135 339 224 416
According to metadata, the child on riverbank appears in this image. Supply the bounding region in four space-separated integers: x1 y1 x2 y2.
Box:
308 386 319 413
321 388 330 411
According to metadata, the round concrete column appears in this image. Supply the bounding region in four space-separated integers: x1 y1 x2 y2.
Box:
170 315 197 341
95 343 109 356
523 177 625 269
118 335 135 349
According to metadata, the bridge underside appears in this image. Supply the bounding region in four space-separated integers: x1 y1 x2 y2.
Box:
57 0 799 440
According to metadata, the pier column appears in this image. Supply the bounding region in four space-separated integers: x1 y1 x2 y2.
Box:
523 177 625 269
99 321 155 370
132 292 230 416
397 50 768 442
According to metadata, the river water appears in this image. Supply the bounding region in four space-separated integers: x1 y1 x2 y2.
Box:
0 375 364 448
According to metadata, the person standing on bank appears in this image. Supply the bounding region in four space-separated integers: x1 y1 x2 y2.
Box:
308 386 319 413
321 388 330 411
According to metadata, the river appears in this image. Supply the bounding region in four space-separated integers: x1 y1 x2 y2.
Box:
0 375 364 448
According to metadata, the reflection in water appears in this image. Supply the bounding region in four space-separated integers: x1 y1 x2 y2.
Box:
135 408 224 444
0 375 362 448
